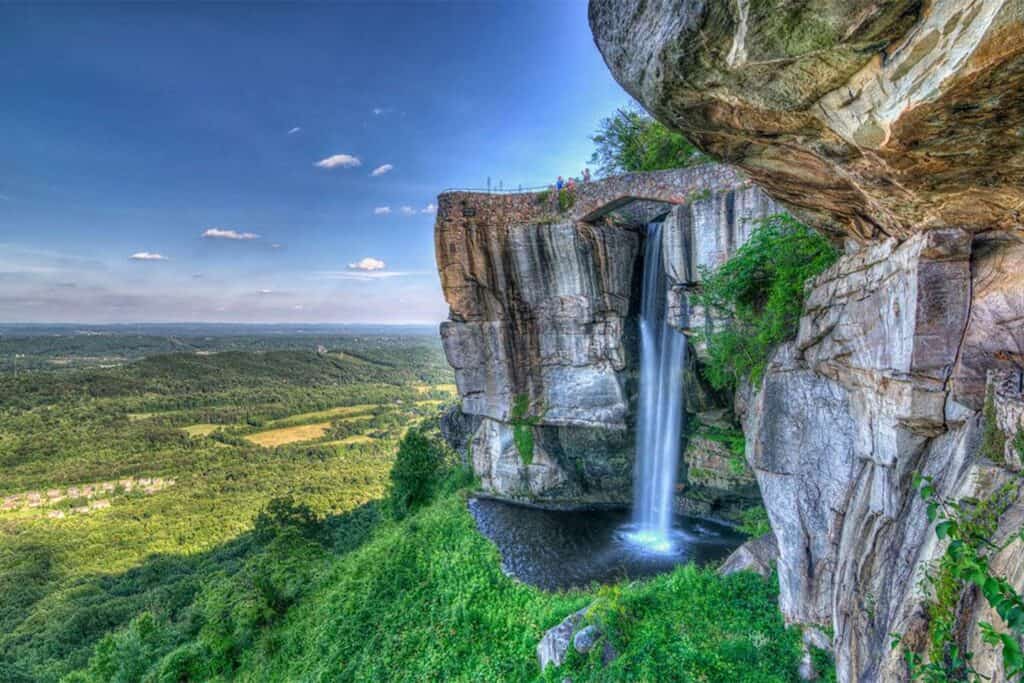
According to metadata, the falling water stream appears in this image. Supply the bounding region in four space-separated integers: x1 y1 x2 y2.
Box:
625 220 688 553
467 221 743 587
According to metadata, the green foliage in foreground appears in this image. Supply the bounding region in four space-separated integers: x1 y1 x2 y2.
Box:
61 467 811 682
589 105 704 176
694 214 838 393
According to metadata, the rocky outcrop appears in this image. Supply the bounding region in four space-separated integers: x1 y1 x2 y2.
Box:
737 235 1024 681
677 416 760 522
718 532 779 578
537 608 586 671
590 3 1024 680
436 166 780 503
590 0 1024 242
439 405 482 456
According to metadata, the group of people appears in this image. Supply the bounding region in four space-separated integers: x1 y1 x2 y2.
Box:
553 168 592 192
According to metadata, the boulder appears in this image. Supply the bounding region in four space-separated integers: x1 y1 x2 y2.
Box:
718 532 779 578
537 609 586 671
572 625 601 654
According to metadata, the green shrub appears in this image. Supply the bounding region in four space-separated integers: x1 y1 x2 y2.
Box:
738 505 772 537
894 475 1024 681
509 394 544 465
557 187 576 212
253 496 323 543
981 384 1007 464
387 428 442 518
694 214 838 392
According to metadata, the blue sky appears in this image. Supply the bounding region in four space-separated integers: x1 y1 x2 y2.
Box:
0 1 627 324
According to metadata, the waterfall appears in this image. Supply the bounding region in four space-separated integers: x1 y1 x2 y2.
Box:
630 220 687 551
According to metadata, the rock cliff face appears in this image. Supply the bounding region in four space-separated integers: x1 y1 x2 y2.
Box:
590 0 1024 242
591 2 1024 681
436 166 780 504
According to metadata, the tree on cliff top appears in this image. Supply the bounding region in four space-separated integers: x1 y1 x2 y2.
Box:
589 106 704 176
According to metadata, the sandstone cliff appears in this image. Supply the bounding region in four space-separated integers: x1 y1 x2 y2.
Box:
591 2 1024 681
436 166 779 506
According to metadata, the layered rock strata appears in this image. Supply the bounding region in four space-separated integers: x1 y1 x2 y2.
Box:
436 165 780 502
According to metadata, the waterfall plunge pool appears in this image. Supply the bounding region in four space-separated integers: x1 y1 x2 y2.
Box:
469 496 744 591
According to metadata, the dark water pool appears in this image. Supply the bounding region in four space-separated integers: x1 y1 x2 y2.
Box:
468 497 744 591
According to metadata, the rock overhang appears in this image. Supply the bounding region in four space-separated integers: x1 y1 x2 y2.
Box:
589 0 1024 242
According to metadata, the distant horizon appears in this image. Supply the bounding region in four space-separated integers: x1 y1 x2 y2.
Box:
0 321 443 328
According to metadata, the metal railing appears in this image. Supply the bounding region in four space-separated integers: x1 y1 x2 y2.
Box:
438 184 552 195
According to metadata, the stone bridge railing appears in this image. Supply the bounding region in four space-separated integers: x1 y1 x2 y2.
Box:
436 163 748 229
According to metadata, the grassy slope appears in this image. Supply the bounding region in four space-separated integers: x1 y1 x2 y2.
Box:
230 489 806 683
60 476 809 683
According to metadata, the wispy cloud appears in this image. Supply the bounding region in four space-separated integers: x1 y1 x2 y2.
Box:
371 164 393 177
271 243 284 249
202 228 260 240
319 270 421 281
421 203 437 214
373 206 392 216
372 107 392 116
348 257 386 271
314 153 361 169
287 127 302 135
399 206 416 216
258 289 273 295
130 252 168 261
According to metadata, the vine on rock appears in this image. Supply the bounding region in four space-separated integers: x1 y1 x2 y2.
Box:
892 471 1024 681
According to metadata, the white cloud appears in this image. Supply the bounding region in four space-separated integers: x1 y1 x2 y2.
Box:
314 153 361 169
287 127 302 135
371 164 393 177
400 206 416 216
372 107 390 115
373 206 391 215
259 289 273 294
129 252 168 261
271 243 283 249
202 228 260 240
420 203 437 214
348 257 386 271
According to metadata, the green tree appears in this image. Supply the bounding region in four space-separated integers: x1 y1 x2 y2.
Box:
694 214 838 392
589 106 703 176
388 428 441 518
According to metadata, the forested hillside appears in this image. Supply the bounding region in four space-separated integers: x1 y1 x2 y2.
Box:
0 335 455 681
